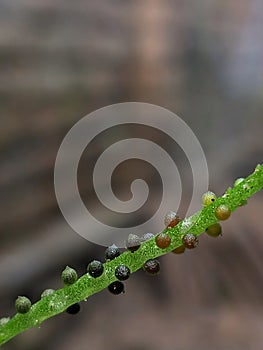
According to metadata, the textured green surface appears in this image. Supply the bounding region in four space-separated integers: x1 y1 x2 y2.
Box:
0 164 262 346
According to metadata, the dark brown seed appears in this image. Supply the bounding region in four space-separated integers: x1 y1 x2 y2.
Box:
155 233 171 249
164 211 180 228
182 233 198 249
143 259 160 275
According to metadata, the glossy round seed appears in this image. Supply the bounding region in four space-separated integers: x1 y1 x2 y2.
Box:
215 205 231 221
202 191 217 206
234 178 244 186
140 232 155 242
108 281 125 295
61 266 78 285
115 265 130 281
66 303 80 315
182 233 199 249
164 211 180 228
126 233 141 252
143 259 160 275
105 244 121 261
87 260 104 278
41 289 55 298
15 296 31 314
172 245 186 254
205 223 222 237
155 233 171 249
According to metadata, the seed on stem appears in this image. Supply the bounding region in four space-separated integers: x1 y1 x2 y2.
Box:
155 233 171 249
182 233 199 249
215 205 231 221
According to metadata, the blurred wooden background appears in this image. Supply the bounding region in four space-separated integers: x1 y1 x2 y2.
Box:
0 1 263 349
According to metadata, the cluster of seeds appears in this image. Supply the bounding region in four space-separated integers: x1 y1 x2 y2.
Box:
10 190 234 320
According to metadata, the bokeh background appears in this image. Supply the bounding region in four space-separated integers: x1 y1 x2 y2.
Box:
0 1 263 349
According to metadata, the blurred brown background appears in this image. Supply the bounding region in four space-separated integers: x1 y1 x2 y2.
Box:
0 1 263 349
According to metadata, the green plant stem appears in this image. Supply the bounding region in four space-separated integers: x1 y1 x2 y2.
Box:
0 164 262 346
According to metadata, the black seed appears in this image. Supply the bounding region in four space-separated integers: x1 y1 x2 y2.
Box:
66 303 80 315
87 260 104 278
143 259 160 275
108 281 125 295
115 265 130 281
126 233 141 252
105 244 121 261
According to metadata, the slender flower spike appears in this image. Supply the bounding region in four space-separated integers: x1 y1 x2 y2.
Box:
0 165 262 347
